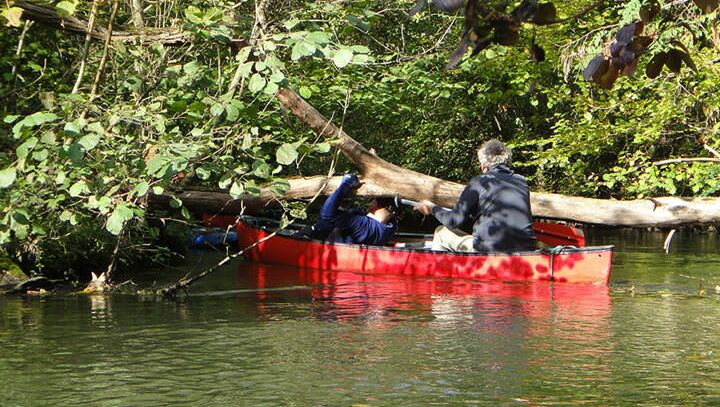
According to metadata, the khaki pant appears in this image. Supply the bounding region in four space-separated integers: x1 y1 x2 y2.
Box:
431 226 476 252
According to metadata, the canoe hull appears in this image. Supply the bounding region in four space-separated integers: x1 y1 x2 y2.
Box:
236 218 613 285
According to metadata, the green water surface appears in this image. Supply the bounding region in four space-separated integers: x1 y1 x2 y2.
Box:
1 229 719 406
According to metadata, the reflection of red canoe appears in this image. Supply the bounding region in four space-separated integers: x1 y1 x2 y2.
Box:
244 264 612 329
236 217 613 285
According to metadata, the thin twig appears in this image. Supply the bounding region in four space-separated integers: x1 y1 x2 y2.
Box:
72 0 99 94
160 152 341 299
86 0 120 110
704 144 720 159
227 0 267 98
106 227 125 282
10 20 33 108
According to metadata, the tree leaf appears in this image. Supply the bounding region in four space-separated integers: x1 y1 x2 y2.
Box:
332 48 354 68
0 167 17 189
347 15 369 31
55 1 77 17
133 181 149 197
69 180 89 197
3 115 20 124
276 142 300 165
305 31 331 45
16 137 38 160
106 204 134 235
299 86 312 98
1 7 24 27
291 41 316 61
284 18 300 30
78 134 101 151
195 167 211 180
270 179 290 195
665 49 683 73
313 142 332 153
229 180 245 199
12 112 58 138
263 81 279 95
583 56 609 80
169 196 183 209
237 61 254 79
646 52 666 78
248 73 266 93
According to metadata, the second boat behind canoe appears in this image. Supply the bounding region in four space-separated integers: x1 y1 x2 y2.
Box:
236 216 614 285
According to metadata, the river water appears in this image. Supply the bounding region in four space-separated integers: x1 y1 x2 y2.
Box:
1 229 719 406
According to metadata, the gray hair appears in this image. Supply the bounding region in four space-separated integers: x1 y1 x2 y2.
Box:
477 139 512 167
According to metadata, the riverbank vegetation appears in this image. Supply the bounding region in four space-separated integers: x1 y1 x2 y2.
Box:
1 0 719 284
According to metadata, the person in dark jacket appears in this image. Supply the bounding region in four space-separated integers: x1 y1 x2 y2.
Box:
296 173 397 246
414 139 536 252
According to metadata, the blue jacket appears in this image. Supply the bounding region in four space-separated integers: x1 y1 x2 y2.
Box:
314 179 396 246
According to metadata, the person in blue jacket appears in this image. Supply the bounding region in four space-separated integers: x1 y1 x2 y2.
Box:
414 139 536 253
296 173 397 245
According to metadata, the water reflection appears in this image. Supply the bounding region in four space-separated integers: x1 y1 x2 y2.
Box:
239 263 611 334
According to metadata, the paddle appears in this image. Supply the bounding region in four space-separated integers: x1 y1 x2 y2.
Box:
394 195 585 247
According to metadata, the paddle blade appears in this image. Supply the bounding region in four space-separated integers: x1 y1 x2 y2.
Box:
533 222 585 247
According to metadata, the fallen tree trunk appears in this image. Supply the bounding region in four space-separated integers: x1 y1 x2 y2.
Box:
16 1 190 44
155 177 720 228
152 87 720 227
275 87 720 227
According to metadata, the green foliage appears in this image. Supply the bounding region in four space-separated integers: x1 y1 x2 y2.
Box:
0 0 719 280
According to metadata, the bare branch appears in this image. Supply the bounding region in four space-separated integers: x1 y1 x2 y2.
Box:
71 0 99 94
88 0 121 105
704 144 720 159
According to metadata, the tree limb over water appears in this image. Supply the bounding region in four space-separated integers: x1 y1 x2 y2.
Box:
159 87 720 228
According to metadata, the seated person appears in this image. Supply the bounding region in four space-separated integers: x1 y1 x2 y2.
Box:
296 173 397 245
414 139 536 253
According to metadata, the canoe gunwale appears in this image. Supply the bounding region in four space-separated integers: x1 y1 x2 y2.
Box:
237 216 615 258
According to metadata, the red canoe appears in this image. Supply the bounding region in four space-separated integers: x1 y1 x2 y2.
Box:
236 217 613 285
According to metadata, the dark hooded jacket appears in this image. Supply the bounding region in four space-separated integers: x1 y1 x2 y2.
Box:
432 164 536 252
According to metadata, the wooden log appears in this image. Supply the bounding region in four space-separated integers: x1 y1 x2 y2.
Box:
15 1 189 44
273 88 720 228
152 178 720 228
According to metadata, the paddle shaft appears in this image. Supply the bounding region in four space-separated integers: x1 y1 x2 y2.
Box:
396 197 584 247
399 197 449 211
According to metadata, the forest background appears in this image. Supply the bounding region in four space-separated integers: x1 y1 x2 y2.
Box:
1 0 719 284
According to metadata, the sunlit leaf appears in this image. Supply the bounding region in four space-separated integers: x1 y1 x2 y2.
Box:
276 143 300 165
299 86 312 98
78 134 101 151
133 181 149 197
0 167 16 188
291 41 316 61
229 181 245 198
69 180 89 197
106 204 134 235
305 31 331 45
332 48 354 68
1 7 23 27
16 137 38 160
248 73 266 93
55 1 77 17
